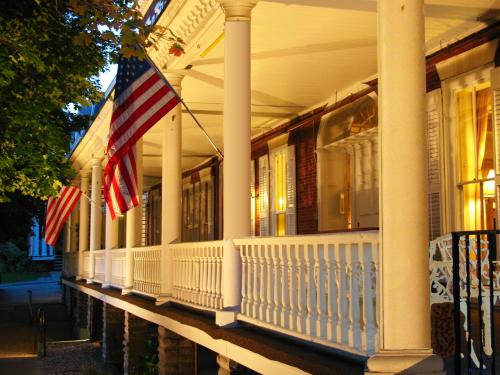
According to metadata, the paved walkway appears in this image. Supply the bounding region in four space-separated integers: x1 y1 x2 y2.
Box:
0 274 118 375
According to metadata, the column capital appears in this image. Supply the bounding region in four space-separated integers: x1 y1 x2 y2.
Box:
80 169 90 179
91 156 103 168
217 0 258 21
165 71 186 92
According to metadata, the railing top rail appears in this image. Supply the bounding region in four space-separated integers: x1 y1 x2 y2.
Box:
169 240 224 249
109 247 126 253
451 230 500 236
233 231 380 245
131 245 161 252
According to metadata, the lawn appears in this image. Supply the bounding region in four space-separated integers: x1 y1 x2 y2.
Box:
0 272 49 284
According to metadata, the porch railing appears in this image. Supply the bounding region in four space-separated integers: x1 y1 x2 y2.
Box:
110 248 126 288
72 232 379 356
170 241 224 310
82 251 90 279
93 250 105 283
131 246 161 297
235 232 380 355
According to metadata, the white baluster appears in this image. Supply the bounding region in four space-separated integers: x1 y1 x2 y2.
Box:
287 244 297 331
339 244 349 345
279 244 289 329
316 243 327 339
296 244 307 334
305 244 316 337
252 244 259 319
258 244 267 321
241 244 248 315
272 244 281 326
351 243 362 350
363 241 377 353
265 244 274 323
216 244 223 309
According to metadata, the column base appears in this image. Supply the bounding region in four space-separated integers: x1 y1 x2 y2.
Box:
86 279 94 284
366 350 444 375
155 294 171 306
101 283 110 289
121 287 133 295
76 275 83 281
216 310 238 327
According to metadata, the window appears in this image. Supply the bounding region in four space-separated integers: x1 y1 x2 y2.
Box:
457 84 494 230
258 145 296 236
181 170 215 242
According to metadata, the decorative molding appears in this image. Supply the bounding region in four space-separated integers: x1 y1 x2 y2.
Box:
149 0 221 71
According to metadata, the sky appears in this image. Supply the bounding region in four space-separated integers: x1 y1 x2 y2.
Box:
99 64 118 92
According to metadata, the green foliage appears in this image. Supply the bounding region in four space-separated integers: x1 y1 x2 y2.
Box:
0 242 30 272
130 326 159 375
0 0 164 202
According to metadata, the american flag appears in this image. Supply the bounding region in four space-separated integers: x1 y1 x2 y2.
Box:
45 186 82 246
104 55 180 219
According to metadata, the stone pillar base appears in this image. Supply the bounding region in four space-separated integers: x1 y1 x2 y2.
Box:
366 350 445 375
124 311 156 375
103 303 124 368
158 326 194 375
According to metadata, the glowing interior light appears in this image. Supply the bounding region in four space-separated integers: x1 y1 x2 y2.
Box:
483 169 495 197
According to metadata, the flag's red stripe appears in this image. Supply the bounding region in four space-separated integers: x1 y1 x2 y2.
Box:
107 96 180 168
108 85 170 151
46 188 80 244
44 187 81 246
46 187 73 235
110 74 161 125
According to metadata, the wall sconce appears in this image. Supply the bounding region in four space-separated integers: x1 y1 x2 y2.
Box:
483 169 495 198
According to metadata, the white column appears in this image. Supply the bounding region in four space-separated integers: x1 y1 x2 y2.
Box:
124 139 143 293
63 220 71 253
78 170 90 280
157 73 184 304
103 205 119 288
88 157 103 283
367 1 443 373
217 0 257 323
70 205 80 252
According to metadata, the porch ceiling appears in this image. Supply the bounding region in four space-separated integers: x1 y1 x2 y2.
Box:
71 0 499 190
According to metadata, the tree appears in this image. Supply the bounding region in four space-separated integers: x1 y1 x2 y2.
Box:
0 0 170 247
0 0 165 202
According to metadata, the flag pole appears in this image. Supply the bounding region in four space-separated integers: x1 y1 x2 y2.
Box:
144 55 224 159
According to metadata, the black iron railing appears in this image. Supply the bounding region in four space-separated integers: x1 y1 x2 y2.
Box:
451 231 497 375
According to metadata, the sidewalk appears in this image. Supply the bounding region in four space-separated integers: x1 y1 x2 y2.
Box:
0 276 117 375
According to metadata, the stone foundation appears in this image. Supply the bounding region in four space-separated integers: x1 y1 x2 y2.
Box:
158 326 194 375
123 311 157 375
102 302 124 368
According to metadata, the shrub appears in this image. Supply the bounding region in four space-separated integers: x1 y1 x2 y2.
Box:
0 241 29 272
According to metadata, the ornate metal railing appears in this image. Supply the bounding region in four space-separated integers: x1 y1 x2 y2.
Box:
235 232 380 355
429 232 499 374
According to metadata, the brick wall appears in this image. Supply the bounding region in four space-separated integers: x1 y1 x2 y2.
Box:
289 124 318 234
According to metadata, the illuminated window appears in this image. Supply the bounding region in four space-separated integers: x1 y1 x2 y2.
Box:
457 85 494 230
